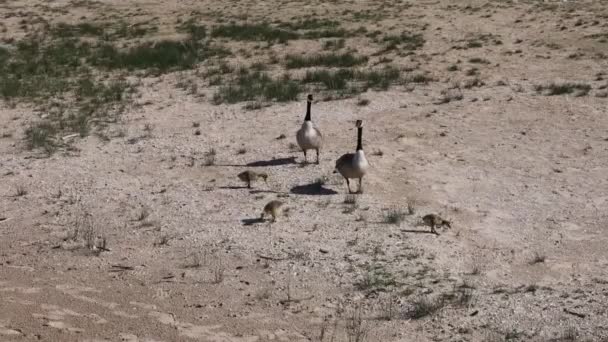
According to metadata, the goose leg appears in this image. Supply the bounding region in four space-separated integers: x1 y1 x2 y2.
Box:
358 177 363 194
345 178 352 194
315 149 320 164
247 180 251 189
303 150 307 164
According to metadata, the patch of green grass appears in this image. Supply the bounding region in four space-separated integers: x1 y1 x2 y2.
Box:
302 66 401 92
51 22 105 37
382 31 425 51
91 39 226 72
176 19 206 40
355 264 397 291
303 27 350 39
534 82 591 96
213 71 301 104
285 52 368 69
211 23 298 43
322 38 346 50
277 18 339 31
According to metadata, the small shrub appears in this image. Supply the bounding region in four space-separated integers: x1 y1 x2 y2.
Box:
403 296 445 319
24 122 56 153
13 185 27 197
382 31 425 51
529 252 546 264
384 209 406 225
357 98 370 106
534 82 591 96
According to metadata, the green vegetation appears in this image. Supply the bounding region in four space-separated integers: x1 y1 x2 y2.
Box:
285 52 368 69
212 71 301 104
534 82 591 96
382 31 425 51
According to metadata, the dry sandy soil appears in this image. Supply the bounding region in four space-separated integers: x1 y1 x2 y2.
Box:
1 0 608 341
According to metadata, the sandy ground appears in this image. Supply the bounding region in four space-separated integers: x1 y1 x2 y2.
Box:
1 0 608 341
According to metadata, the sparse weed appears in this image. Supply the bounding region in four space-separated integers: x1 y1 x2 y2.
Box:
534 82 591 96
203 148 216 166
403 296 445 319
529 251 546 264
345 305 369 342
285 52 367 69
357 98 370 106
384 209 407 225
13 185 27 197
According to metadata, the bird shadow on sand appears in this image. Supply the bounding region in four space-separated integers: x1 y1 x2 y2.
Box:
400 229 440 235
218 186 248 190
241 217 265 226
216 157 298 168
290 182 338 196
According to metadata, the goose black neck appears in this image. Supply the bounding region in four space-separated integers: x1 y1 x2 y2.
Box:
356 127 363 151
305 101 311 121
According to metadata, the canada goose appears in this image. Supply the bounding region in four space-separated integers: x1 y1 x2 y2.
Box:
237 170 268 188
422 214 451 235
334 120 369 194
296 94 323 164
261 200 285 222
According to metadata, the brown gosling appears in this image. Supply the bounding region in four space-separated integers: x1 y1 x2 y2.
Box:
334 120 369 194
422 214 451 235
261 200 285 222
296 94 323 164
237 170 268 189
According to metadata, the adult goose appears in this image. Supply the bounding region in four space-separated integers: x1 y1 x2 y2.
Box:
335 120 369 194
296 94 323 164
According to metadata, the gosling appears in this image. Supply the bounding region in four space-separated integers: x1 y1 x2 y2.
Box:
261 200 285 222
296 94 323 164
334 120 369 194
422 214 451 235
237 170 268 189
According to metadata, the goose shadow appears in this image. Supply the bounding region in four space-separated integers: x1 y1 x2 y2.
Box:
218 186 285 195
214 157 298 168
246 157 298 167
290 182 338 196
241 217 265 226
400 229 440 236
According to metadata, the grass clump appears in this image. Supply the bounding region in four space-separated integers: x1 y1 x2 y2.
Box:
384 209 407 225
24 121 57 153
534 82 591 96
285 52 368 69
278 18 339 31
355 265 397 291
382 31 425 51
91 39 226 72
211 23 298 43
302 66 400 92
213 71 301 104
403 296 445 319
